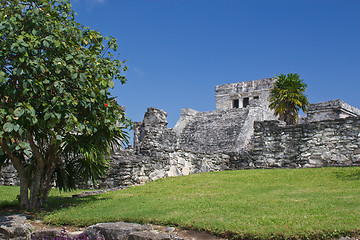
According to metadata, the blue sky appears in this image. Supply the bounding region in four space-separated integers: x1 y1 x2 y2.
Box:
71 0 360 130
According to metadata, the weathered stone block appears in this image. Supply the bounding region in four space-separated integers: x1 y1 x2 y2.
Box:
0 215 33 240
84 222 152 240
351 154 360 163
308 159 324 166
149 170 165 181
167 166 182 177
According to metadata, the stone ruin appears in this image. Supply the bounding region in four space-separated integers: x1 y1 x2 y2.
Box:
1 77 360 188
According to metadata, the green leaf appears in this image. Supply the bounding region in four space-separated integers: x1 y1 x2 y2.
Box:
54 40 60 47
14 108 25 117
19 141 28 149
71 73 78 79
20 41 29 47
18 47 26 53
108 81 114 89
78 123 85 131
40 65 46 73
51 97 58 104
44 112 52 121
13 124 20 132
80 73 87 81
10 42 19 51
43 40 50 48
65 54 73 61
13 68 23 76
18 128 24 136
3 122 14 132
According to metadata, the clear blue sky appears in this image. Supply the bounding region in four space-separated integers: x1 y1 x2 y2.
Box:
71 0 360 129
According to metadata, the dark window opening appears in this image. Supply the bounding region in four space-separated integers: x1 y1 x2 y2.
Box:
254 96 259 100
233 99 239 108
243 97 249 108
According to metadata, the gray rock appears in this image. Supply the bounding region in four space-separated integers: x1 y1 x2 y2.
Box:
164 227 175 233
149 170 165 181
83 222 188 240
128 231 163 240
0 215 33 240
200 162 210 173
31 229 62 239
84 222 151 240
167 166 182 177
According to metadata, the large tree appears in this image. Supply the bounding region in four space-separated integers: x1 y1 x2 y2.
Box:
0 0 130 209
269 73 309 125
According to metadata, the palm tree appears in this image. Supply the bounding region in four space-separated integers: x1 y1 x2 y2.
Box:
269 73 309 125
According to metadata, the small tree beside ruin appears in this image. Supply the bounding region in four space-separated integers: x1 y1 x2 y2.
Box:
0 0 130 210
269 73 309 125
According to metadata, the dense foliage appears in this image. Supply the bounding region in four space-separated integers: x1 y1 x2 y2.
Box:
269 73 309 125
0 0 130 209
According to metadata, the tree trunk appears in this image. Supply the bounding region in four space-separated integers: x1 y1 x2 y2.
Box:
9 163 30 209
29 172 43 209
0 139 30 209
28 160 55 209
18 177 30 209
1 137 59 210
10 161 30 209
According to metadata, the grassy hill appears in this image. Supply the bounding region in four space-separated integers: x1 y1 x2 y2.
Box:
1 167 359 239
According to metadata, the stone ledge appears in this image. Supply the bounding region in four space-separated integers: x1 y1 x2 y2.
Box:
0 215 191 240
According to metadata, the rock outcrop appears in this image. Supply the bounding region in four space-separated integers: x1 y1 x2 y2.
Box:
0 215 199 240
0 215 33 240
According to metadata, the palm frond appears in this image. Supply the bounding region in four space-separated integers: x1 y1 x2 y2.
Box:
269 73 309 125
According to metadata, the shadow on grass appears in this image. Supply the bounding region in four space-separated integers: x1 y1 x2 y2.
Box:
45 194 108 211
0 200 21 215
334 168 360 181
0 191 110 218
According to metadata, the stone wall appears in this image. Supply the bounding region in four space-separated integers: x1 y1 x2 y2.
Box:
135 106 277 154
95 116 360 189
100 107 234 188
176 108 250 153
134 108 177 152
250 117 360 169
307 99 360 122
95 149 230 189
2 116 360 189
0 165 19 186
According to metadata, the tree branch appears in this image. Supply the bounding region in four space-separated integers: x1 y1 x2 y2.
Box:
27 133 45 169
0 138 27 179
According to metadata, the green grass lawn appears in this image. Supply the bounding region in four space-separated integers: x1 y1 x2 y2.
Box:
1 167 359 239
0 186 21 209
